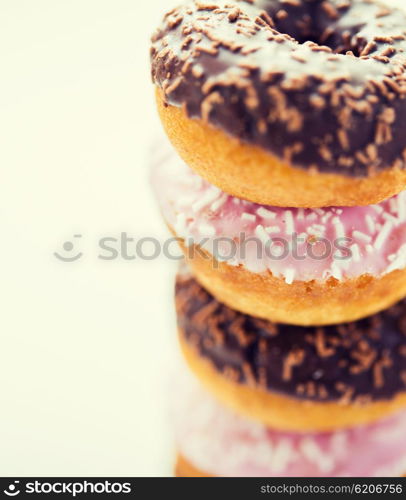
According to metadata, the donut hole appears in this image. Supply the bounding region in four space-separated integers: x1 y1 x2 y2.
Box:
316 28 366 58
269 3 366 57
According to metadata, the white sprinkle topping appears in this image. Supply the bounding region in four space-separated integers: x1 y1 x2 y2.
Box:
331 263 343 281
352 230 372 243
374 221 393 250
266 225 280 234
192 187 221 212
241 212 256 222
306 213 317 222
284 210 295 235
372 204 384 214
300 438 335 474
257 207 276 219
350 243 361 262
321 212 332 224
382 212 398 224
255 224 270 245
210 195 227 212
389 197 397 213
269 439 295 474
396 192 406 220
333 217 345 239
284 268 295 285
365 215 375 233
386 244 406 273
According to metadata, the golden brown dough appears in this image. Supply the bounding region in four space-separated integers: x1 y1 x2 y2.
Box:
157 91 406 208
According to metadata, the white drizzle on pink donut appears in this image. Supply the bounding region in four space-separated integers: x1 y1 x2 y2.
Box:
172 367 406 478
151 141 406 284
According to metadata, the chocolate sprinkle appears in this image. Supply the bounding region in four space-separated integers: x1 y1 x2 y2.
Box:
151 0 406 177
176 273 406 404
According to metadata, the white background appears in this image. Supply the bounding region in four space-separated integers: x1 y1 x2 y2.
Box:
0 0 180 476
0 0 404 477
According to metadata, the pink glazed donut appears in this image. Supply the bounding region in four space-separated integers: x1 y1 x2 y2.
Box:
151 136 406 326
172 368 406 478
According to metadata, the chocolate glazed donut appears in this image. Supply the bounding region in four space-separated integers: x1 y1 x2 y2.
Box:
151 0 406 207
176 273 406 431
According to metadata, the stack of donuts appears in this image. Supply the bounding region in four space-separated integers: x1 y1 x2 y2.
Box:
150 0 406 477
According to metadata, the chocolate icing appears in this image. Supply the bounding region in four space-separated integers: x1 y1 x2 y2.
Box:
151 0 406 177
176 273 406 404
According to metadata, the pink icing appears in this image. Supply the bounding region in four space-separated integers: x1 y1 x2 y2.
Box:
172 368 406 477
151 138 406 284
